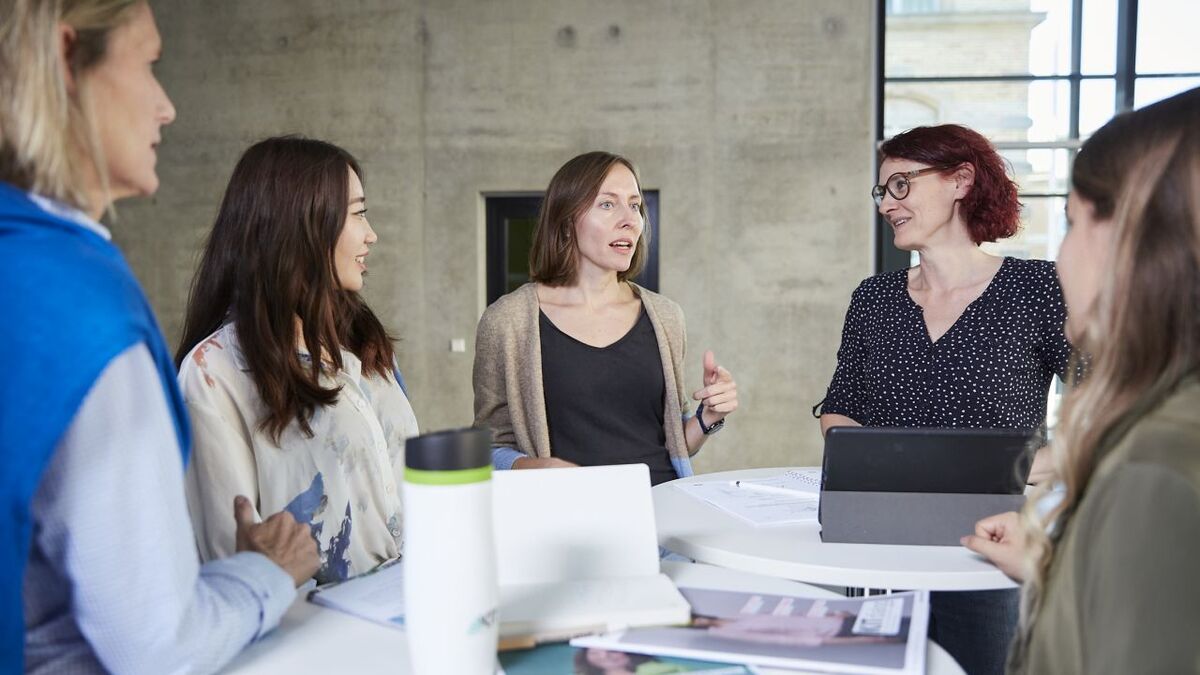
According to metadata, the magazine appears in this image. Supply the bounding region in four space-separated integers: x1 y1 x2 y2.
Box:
572 587 929 675
499 642 754 675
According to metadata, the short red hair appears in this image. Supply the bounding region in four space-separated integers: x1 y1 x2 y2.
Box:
880 124 1021 244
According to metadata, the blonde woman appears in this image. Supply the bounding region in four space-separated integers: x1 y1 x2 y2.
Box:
0 2 316 671
963 87 1200 673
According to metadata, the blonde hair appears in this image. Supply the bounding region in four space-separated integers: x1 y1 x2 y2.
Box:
0 0 143 212
1012 88 1200 665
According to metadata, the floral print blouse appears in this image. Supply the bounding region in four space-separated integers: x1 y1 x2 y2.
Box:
179 323 419 584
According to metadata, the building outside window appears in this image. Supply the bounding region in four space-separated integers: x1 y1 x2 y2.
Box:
878 0 1200 272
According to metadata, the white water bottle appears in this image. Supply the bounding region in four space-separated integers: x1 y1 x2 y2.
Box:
403 428 498 674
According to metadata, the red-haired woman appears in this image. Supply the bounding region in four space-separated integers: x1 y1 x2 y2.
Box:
816 125 1073 675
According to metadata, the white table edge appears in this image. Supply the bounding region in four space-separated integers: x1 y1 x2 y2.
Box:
656 467 1017 592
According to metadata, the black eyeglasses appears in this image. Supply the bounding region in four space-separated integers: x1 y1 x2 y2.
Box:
871 166 953 206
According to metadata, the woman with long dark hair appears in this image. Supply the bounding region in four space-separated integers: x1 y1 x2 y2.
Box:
964 88 1200 673
816 124 1074 674
176 136 418 584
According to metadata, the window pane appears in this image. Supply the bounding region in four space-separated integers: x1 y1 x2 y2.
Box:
504 217 536 295
886 0 942 13
1026 79 1072 142
886 80 1071 142
886 0 1069 78
980 196 1068 261
1137 0 1200 74
1135 77 1200 110
1029 0 1074 77
1079 78 1116 136
1003 148 1071 195
1080 0 1117 75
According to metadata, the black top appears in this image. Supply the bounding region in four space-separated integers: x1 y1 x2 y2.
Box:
540 307 676 485
820 257 1072 430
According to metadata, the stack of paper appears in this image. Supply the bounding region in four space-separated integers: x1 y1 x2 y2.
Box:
674 469 822 526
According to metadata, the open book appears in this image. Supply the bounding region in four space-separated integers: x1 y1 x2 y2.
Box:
308 465 691 643
572 587 930 675
492 464 692 642
497 574 690 643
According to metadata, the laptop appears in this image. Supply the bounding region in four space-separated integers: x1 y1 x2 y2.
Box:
819 427 1035 545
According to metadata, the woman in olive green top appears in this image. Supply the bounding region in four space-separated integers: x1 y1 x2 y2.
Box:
962 87 1200 674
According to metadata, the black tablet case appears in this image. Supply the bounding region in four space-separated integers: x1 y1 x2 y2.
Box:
819 427 1033 546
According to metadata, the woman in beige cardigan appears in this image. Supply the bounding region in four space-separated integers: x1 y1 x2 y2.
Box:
473 151 738 483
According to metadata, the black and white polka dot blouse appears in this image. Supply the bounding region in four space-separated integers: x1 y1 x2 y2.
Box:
819 256 1072 430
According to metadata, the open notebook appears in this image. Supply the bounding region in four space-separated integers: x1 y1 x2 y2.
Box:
308 464 691 643
493 464 691 642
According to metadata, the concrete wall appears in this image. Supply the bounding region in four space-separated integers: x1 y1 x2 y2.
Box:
115 0 876 472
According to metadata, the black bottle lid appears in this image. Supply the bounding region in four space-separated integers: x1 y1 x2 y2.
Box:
404 427 492 471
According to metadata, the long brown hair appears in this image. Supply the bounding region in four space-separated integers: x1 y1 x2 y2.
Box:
175 136 396 443
529 151 650 286
1013 88 1200 661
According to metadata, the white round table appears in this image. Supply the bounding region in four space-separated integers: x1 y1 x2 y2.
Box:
655 468 1016 592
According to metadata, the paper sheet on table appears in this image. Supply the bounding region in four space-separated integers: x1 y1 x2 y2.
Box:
307 560 406 629
674 471 821 527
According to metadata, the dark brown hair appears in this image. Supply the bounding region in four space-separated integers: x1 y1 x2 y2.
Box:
529 151 650 286
175 136 396 443
879 124 1021 244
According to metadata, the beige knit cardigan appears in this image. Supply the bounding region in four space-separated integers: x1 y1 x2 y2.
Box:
472 282 697 475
